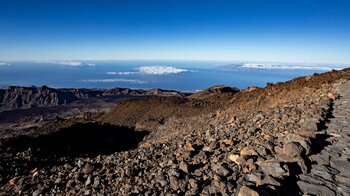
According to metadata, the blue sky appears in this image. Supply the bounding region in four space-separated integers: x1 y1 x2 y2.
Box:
0 0 349 63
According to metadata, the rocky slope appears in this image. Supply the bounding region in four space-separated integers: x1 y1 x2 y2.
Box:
188 85 240 99
100 87 238 131
0 68 350 195
0 86 188 111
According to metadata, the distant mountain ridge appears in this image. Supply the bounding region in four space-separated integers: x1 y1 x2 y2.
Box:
0 86 189 111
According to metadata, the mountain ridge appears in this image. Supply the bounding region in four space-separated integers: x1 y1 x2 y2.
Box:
0 85 189 111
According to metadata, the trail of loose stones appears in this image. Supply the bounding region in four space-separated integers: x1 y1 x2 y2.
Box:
297 80 350 195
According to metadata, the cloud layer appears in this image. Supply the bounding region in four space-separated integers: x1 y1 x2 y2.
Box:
81 78 147 84
218 63 347 71
107 71 136 75
45 61 82 66
0 62 10 66
107 66 188 76
39 61 95 66
136 66 188 75
241 63 343 71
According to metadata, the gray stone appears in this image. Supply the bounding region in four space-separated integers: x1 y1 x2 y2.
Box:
285 134 312 155
259 161 289 178
203 141 218 152
330 158 350 174
169 176 180 191
261 175 281 186
93 176 100 187
311 165 338 181
337 184 350 196
85 176 91 186
336 175 350 185
237 186 259 196
283 141 305 157
297 181 335 196
193 151 207 163
84 189 91 195
82 163 94 174
213 164 230 177
246 172 264 185
179 162 189 174
54 177 61 184
64 163 73 170
32 189 41 196
301 120 318 132
189 179 198 189
309 154 330 165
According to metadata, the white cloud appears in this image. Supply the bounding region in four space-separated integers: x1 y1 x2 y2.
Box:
241 63 345 71
81 78 147 84
136 66 188 75
49 61 83 66
37 61 95 66
107 71 137 75
107 66 189 76
0 62 10 66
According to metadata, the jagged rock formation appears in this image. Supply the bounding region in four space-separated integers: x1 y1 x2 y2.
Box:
0 86 188 111
0 68 350 195
0 86 77 110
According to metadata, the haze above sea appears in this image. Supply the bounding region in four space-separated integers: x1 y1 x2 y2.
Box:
0 60 347 92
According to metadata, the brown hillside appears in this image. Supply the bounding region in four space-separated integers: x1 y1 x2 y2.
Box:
189 85 240 99
142 68 350 145
100 95 231 131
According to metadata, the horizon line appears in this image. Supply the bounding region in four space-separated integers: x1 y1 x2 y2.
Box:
1 59 349 65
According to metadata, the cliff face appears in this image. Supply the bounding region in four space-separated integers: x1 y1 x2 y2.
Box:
0 86 76 110
0 86 188 111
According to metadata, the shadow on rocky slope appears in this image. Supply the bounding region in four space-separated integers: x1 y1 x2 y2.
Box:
0 123 149 186
2 123 149 156
310 102 334 155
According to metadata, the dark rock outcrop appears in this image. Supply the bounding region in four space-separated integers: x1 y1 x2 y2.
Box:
0 86 188 111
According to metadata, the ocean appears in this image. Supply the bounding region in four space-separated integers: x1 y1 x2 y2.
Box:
0 60 346 91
